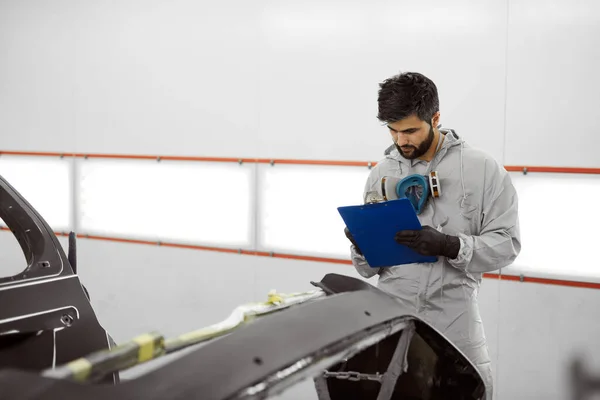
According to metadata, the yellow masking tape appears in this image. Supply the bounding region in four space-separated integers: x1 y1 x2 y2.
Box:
179 328 210 341
132 333 160 363
67 358 93 382
267 293 283 304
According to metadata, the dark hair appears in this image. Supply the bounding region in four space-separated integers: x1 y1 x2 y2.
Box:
377 72 440 124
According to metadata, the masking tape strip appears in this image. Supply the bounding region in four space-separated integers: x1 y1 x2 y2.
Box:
66 358 93 382
42 290 324 382
132 333 159 363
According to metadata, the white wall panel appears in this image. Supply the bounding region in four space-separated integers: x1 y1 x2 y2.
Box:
0 1 77 152
4 0 599 170
504 0 600 167
0 1 261 157
78 159 253 247
508 172 600 282
257 0 508 163
257 164 370 258
0 156 72 231
70 0 261 158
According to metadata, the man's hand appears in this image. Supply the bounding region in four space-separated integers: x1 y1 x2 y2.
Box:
344 227 363 255
394 225 461 259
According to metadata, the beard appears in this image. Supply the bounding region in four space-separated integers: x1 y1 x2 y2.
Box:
396 125 435 160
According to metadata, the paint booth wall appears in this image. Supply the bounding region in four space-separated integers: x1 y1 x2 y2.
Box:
1 1 599 400
2 0 600 168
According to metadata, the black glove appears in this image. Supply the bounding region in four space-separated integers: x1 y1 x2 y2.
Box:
344 227 363 255
394 225 460 259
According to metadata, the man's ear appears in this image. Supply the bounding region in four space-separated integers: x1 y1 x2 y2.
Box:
431 111 441 128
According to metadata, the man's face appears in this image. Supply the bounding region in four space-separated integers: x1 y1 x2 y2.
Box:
387 114 435 160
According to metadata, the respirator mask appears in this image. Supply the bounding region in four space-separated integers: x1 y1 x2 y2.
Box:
364 171 442 215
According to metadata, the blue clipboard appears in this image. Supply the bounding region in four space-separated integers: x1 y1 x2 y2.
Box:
337 198 438 268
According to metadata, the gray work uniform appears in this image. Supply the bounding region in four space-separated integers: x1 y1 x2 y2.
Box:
351 128 521 399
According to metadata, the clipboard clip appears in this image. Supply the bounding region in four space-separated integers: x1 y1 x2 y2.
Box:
364 191 385 204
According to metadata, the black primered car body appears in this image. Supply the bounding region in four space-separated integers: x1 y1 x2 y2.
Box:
0 174 118 383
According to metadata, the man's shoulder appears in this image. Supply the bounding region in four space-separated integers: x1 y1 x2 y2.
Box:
458 142 503 169
369 156 398 178
456 142 510 190
373 155 396 169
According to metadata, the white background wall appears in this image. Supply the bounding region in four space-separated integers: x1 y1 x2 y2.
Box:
1 0 600 399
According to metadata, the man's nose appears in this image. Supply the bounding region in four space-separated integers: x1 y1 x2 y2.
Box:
396 133 409 146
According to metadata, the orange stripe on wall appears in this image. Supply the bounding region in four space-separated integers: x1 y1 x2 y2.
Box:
1 226 598 290
77 235 600 289
482 272 600 290
2 149 599 173
503 166 600 175
0 151 75 158
78 234 354 264
0 151 374 168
